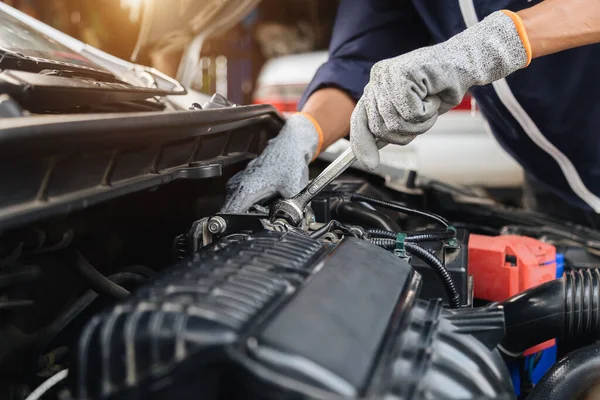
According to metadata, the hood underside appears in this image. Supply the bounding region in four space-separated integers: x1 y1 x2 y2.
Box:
132 0 261 59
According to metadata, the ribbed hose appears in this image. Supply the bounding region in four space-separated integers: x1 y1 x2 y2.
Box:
342 193 449 228
367 229 396 239
564 268 600 337
367 229 456 242
368 237 396 249
369 238 460 308
502 269 600 354
526 343 600 400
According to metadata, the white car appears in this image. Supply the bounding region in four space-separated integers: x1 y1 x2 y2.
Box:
253 51 524 189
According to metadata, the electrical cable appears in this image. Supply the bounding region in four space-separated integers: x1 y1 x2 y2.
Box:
367 228 456 242
338 192 449 228
73 251 130 300
404 242 461 308
25 369 68 400
406 231 457 242
367 238 461 308
368 237 396 250
332 201 400 231
366 229 396 239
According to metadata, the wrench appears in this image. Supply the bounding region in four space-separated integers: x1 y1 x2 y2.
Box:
269 146 359 226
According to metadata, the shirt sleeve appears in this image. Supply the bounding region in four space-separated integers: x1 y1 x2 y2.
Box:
298 0 431 109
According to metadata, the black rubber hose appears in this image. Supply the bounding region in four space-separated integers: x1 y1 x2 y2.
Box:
341 192 449 228
526 343 600 400
404 242 461 308
0 300 35 310
36 272 147 352
0 265 41 289
501 269 600 354
501 278 564 354
73 251 130 300
310 220 338 239
367 228 456 242
368 238 461 308
332 202 400 231
123 265 157 278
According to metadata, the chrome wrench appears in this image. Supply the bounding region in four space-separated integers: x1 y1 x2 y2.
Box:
269 146 359 226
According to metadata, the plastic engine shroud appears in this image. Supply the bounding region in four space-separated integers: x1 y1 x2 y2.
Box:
72 230 513 400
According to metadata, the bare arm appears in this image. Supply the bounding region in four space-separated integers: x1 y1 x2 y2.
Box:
301 88 356 151
519 0 600 58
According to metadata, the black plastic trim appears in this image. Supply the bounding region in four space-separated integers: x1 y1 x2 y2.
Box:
0 69 184 110
0 105 283 230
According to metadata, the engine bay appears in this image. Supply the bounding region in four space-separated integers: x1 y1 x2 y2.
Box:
3 106 600 400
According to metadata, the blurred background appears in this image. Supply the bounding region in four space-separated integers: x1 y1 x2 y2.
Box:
1 0 338 106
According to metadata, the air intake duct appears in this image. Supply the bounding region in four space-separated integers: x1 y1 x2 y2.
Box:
502 268 600 354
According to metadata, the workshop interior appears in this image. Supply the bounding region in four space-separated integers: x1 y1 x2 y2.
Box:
0 0 599 399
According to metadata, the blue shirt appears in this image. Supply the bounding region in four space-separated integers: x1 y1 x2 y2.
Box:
299 0 600 214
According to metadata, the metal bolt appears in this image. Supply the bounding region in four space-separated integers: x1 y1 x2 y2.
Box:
207 216 226 235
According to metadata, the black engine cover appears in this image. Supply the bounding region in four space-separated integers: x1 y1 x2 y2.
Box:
72 231 512 400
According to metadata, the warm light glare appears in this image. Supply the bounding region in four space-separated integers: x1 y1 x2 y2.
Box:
120 0 149 23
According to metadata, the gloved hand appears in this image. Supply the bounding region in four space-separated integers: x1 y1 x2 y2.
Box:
221 113 322 213
351 10 532 170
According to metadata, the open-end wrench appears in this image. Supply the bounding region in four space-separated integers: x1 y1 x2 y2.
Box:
269 146 359 226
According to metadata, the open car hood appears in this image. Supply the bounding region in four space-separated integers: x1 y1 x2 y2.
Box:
132 0 261 60
0 2 185 94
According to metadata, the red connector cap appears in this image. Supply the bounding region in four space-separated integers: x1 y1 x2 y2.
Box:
468 234 557 355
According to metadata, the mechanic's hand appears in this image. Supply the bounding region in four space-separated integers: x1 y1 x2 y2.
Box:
351 10 531 170
221 113 322 213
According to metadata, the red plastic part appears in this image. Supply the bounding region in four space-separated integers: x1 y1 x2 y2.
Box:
468 234 556 301
468 234 557 353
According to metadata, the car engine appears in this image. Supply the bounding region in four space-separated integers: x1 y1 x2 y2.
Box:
3 104 600 400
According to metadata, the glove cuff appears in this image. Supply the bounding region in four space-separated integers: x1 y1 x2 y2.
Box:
296 112 324 160
500 10 532 67
446 10 530 87
285 112 323 163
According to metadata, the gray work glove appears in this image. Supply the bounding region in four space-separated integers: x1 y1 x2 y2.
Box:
351 10 531 170
221 113 321 213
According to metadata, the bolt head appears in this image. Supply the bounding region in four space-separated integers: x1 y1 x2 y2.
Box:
207 216 226 234
269 199 304 226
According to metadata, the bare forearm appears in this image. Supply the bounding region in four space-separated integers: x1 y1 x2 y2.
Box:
301 88 356 151
519 0 600 58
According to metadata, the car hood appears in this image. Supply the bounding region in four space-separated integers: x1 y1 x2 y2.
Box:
132 0 261 60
